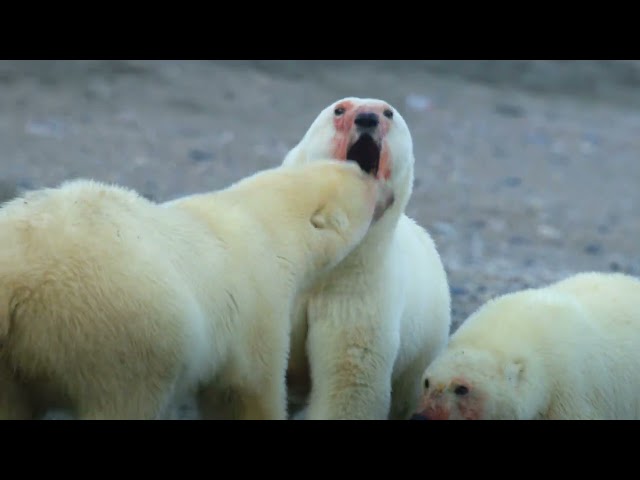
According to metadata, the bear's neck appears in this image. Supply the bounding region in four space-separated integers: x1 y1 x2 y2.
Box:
168 193 313 295
345 165 413 263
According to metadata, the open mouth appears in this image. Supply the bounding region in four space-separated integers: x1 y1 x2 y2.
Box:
346 133 381 176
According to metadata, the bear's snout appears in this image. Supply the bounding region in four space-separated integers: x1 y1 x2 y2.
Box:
417 405 450 420
409 413 430 420
354 111 379 130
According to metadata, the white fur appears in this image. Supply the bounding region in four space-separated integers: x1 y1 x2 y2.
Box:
417 272 640 420
283 97 451 419
0 160 392 420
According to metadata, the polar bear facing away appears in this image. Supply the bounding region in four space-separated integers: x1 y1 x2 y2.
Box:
0 159 393 420
414 272 640 420
283 97 451 420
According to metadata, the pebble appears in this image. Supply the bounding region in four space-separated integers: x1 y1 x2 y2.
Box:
584 243 603 256
405 94 432 112
0 180 18 204
450 286 469 296
25 119 66 139
494 103 525 118
431 221 457 239
189 149 215 163
537 224 562 240
525 131 551 147
508 235 528 246
499 176 523 188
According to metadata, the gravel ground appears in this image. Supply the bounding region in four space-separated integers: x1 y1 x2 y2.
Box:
1 60 638 419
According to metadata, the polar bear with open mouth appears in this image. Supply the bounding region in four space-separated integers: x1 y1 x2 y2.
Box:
283 97 451 420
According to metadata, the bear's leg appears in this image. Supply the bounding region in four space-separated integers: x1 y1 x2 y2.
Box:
389 356 429 420
304 301 399 420
235 381 287 420
235 330 290 420
198 379 288 421
196 384 242 420
195 318 290 421
75 385 173 420
0 362 35 419
198 380 287 420
73 370 179 420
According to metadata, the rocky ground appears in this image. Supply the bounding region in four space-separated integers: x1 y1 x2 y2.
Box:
1 60 638 419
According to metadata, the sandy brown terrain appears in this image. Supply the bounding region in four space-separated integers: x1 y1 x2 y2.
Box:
1 60 638 419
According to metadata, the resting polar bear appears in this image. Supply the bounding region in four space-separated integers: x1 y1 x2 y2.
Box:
0 160 393 420
283 97 451 420
415 272 640 420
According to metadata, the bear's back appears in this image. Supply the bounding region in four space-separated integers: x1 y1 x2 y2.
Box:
0 179 188 284
549 272 640 337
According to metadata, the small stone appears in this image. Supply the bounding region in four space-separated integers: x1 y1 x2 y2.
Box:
405 94 432 112
525 131 551 147
16 178 34 191
0 180 19 204
487 218 507 233
537 224 562 240
584 244 603 256
25 119 66 139
189 149 215 162
432 221 457 239
469 219 486 230
494 103 525 118
450 286 469 297
582 132 601 146
548 152 570 165
508 236 528 246
499 176 522 188
579 141 594 156
493 146 507 159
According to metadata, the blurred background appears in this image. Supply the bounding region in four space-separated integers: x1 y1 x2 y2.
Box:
1 60 639 330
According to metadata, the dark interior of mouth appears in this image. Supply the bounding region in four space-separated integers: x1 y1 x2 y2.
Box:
346 134 380 176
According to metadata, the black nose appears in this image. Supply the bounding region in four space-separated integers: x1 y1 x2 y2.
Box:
409 413 430 420
354 112 379 129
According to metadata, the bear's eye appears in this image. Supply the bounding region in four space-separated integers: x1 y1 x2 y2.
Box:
383 109 393 119
334 107 346 116
454 385 469 396
424 378 429 389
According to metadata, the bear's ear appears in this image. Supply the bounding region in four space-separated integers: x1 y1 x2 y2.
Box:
310 208 327 229
504 360 525 386
311 205 348 232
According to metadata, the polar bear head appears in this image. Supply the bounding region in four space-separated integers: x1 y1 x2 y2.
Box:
283 97 415 214
414 347 531 420
229 159 394 277
412 292 562 420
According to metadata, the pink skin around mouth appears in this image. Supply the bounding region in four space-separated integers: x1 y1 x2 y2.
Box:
421 403 451 420
330 100 392 180
416 377 484 420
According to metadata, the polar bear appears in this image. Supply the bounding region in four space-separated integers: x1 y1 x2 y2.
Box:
414 272 640 420
282 97 451 420
0 159 394 420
